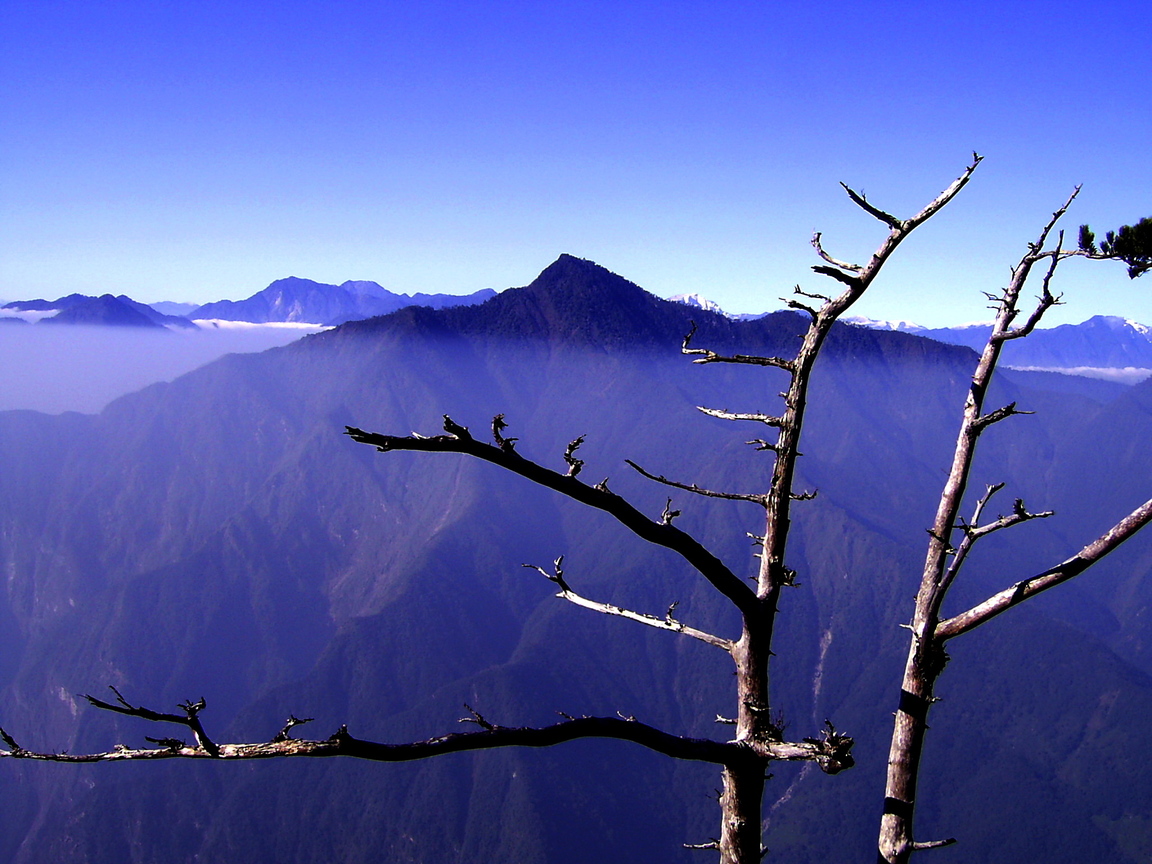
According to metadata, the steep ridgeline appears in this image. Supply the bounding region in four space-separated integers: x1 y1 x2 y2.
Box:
191 276 497 326
2 255 1152 863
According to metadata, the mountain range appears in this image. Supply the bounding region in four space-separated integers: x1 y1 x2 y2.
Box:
1 279 497 330
2 294 198 329
843 313 1152 378
2 255 1152 862
189 277 497 325
6 281 1151 387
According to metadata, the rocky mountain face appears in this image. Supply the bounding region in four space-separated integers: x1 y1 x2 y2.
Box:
1 255 1152 863
190 276 497 325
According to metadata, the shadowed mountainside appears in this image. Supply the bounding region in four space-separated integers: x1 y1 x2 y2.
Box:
2 256 1152 863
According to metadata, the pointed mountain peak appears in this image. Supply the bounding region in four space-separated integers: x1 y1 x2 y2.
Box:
523 254 649 301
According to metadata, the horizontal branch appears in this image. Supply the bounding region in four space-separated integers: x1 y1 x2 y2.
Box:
971 401 1031 432
756 720 855 775
936 496 1152 640
523 557 734 650
696 407 783 427
1 704 851 773
625 460 768 506
810 265 861 288
556 587 735 651
681 323 795 370
0 716 740 766
911 838 957 851
346 419 759 615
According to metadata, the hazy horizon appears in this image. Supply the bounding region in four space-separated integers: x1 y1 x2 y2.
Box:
3 1 1149 328
0 323 323 414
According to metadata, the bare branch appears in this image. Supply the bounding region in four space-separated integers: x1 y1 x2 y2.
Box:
971 402 1032 432
625 459 768 506
840 182 903 230
793 286 834 304
0 726 25 755
563 589 732 651
491 413 518 451
996 252 1065 342
968 482 1005 525
784 297 819 318
696 407 784 427
682 324 796 370
271 715 314 743
346 419 759 615
1 715 742 767
811 232 862 272
522 557 733 650
460 704 495 730
11 701 849 773
522 556 570 591
563 435 586 477
936 496 1152 640
684 840 721 851
811 265 862 288
746 438 778 452
939 485 1052 596
899 154 984 233
700 353 796 370
911 839 957 851
85 687 219 756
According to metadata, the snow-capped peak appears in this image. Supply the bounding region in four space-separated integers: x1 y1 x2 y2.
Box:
841 315 925 332
669 293 730 317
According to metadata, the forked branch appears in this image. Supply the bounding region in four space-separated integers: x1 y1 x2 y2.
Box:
86 687 219 756
939 484 1052 596
936 496 1152 640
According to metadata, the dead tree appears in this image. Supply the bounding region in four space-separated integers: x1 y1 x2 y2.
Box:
3 156 1145 864
0 158 985 864
876 192 1152 863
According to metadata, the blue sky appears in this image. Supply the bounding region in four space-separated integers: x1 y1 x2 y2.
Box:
2 0 1149 326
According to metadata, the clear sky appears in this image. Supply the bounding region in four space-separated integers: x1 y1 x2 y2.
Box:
2 0 1149 326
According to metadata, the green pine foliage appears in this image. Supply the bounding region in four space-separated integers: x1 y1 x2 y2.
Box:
1079 218 1152 278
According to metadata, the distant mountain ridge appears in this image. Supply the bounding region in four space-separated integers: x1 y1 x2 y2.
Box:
667 293 1152 381
2 294 197 329
190 276 497 325
844 314 1152 381
1 279 497 331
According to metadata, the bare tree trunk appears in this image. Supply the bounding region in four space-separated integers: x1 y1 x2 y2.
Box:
878 643 942 863
878 188 1152 862
721 759 768 864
